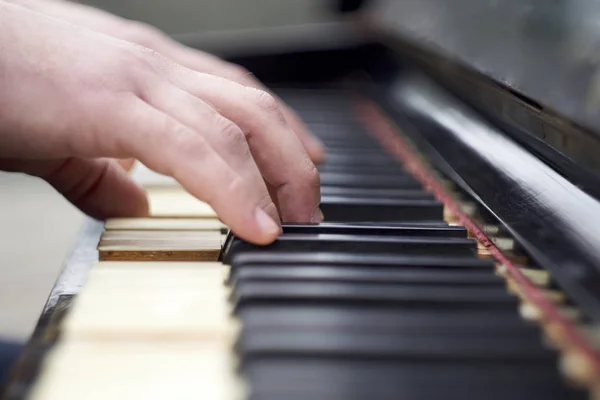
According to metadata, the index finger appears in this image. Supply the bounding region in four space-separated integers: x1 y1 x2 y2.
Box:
222 71 326 164
171 71 322 223
105 97 282 245
164 49 325 163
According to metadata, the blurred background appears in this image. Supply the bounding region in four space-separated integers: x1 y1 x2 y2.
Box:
0 0 338 343
84 0 334 34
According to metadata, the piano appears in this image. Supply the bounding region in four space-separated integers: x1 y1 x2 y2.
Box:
3 0 600 398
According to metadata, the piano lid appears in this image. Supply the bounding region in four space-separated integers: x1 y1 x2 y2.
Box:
367 0 600 138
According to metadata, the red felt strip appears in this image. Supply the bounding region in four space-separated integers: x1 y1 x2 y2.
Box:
355 98 600 377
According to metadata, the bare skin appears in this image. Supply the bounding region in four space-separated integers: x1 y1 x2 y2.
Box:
4 0 326 164
0 1 322 245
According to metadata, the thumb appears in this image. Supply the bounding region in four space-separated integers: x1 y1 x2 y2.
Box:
2 158 148 220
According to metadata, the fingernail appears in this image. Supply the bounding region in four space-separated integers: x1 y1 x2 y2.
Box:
310 137 325 154
311 207 324 223
255 207 282 236
306 137 325 160
310 135 325 149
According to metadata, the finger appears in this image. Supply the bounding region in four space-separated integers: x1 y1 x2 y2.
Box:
222 71 326 164
266 182 281 216
168 49 325 163
108 98 281 244
2 158 148 219
116 158 136 171
278 103 326 164
169 72 322 223
141 81 279 223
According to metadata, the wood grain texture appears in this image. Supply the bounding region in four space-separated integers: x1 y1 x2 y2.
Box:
97 231 222 261
147 187 217 218
100 230 223 240
105 218 226 231
98 249 221 262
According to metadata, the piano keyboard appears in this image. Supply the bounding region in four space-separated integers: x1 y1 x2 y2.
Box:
9 88 594 400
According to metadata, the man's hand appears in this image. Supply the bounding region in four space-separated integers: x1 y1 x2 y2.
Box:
0 2 322 244
5 0 325 163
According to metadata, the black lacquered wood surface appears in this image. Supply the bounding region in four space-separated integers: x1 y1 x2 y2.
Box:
382 73 600 325
224 88 585 400
372 0 600 139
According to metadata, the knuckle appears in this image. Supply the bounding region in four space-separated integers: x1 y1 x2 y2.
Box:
254 90 280 114
124 21 163 48
214 115 246 145
121 41 173 78
303 160 321 188
126 45 161 73
111 90 139 108
160 124 211 170
248 88 287 124
72 47 146 95
224 174 248 199
108 47 158 94
258 192 278 215
225 64 251 79
103 91 140 152
118 48 175 98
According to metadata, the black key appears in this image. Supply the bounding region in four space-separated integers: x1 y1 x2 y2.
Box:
323 144 384 152
221 222 459 253
344 221 449 227
229 253 494 270
320 197 443 222
245 358 558 386
320 186 434 199
318 163 404 175
239 305 537 335
315 128 373 137
280 223 466 237
321 136 381 145
248 384 583 400
320 173 420 189
311 125 370 135
227 252 495 283
324 148 391 156
236 330 554 361
223 235 476 264
298 112 358 123
314 133 372 143
277 91 351 104
322 137 379 145
321 153 400 167
231 265 503 286
232 282 517 310
303 123 369 136
246 359 584 400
